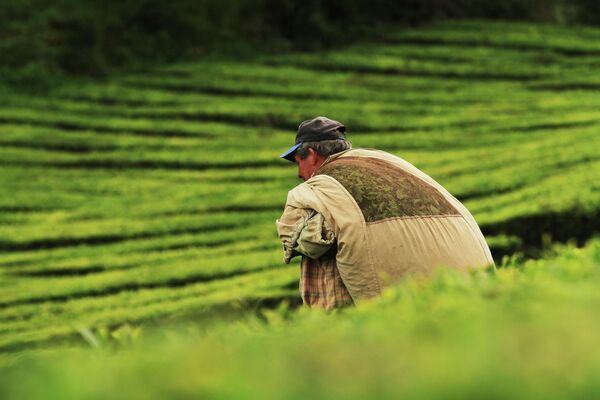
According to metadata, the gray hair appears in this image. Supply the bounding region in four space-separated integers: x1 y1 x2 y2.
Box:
297 139 352 160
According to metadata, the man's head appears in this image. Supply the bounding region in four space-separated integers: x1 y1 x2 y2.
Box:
280 116 352 181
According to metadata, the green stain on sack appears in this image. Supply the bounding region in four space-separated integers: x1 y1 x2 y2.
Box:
317 157 459 223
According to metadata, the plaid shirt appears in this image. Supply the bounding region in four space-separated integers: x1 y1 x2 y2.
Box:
276 204 353 309
299 247 354 310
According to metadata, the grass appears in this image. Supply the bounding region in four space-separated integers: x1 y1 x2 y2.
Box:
0 19 599 376
1 239 599 398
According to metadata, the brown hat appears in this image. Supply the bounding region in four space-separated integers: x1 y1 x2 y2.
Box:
280 116 346 162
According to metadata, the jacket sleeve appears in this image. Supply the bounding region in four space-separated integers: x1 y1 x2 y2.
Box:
275 206 335 264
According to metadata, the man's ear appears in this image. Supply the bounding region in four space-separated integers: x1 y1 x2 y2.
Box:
308 148 318 164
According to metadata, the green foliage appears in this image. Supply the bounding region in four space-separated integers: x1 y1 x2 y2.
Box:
1 239 600 398
2 0 600 88
0 20 599 380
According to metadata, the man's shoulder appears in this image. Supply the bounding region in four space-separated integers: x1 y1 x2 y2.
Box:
286 181 324 207
323 148 411 170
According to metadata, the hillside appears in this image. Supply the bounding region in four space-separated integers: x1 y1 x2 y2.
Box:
0 20 599 364
2 239 600 398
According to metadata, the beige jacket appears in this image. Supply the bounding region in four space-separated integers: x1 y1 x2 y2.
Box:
276 148 494 303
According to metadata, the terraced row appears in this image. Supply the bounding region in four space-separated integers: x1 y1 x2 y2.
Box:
1 20 599 358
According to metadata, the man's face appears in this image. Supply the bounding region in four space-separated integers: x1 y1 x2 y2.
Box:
294 148 325 181
294 153 312 181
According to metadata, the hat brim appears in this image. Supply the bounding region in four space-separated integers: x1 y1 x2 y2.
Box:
279 143 301 162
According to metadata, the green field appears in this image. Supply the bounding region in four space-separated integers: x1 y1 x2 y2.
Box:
3 239 600 398
1 19 600 395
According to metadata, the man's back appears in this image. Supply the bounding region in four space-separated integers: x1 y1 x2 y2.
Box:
281 148 494 302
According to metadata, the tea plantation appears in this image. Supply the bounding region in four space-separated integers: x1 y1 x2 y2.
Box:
3 239 600 399
0 19 599 396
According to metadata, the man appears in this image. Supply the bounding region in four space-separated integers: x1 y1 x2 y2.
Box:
276 116 494 310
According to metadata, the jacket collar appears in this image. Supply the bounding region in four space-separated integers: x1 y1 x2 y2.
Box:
319 148 354 170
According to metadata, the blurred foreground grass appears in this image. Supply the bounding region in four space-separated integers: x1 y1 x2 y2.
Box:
1 238 600 399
